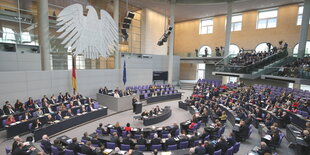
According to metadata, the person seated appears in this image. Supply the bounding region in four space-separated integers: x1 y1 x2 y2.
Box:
33 101 40 109
91 134 103 147
64 92 71 100
215 137 229 155
35 108 44 117
46 114 55 124
65 109 74 117
257 142 272 155
219 111 227 124
58 93 64 103
25 98 34 110
55 111 63 120
280 111 290 126
137 134 147 145
76 93 83 99
151 134 161 145
50 95 57 104
12 136 22 152
80 141 96 155
227 132 236 148
110 132 121 147
59 104 67 112
123 134 134 149
204 141 215 155
114 90 120 98
189 132 200 146
6 115 16 125
31 119 42 130
269 131 280 146
114 122 122 136
111 147 122 155
200 129 209 140
41 135 52 153
235 120 248 142
99 88 104 94
141 110 149 117
124 123 132 133
170 123 179 137
97 123 108 134
53 139 64 155
12 142 33 155
165 134 176 150
82 132 92 141
22 112 33 121
103 86 109 94
302 130 310 144
3 101 15 115
67 137 80 154
154 106 162 113
195 142 206 155
46 104 55 114
14 100 25 112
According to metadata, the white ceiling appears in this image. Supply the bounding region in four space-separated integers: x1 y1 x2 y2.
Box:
124 0 303 22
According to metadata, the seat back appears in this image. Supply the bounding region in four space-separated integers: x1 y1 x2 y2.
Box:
167 144 177 151
151 144 162 151
204 135 210 141
51 145 59 155
40 144 49 154
214 149 222 155
175 129 180 136
110 129 117 134
233 142 240 153
225 146 233 155
77 153 86 155
179 141 189 149
5 147 11 154
136 145 146 151
96 129 103 134
162 133 169 138
120 144 130 151
64 149 74 155
106 142 116 149
28 123 33 130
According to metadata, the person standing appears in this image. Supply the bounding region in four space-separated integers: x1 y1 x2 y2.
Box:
132 97 138 113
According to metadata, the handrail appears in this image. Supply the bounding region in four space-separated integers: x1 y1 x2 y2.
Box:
214 53 236 66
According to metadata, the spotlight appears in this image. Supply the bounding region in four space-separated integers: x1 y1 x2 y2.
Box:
123 23 130 29
157 40 163 46
168 26 173 31
124 17 132 24
127 11 135 19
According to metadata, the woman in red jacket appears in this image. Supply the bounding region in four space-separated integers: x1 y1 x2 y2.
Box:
6 115 16 125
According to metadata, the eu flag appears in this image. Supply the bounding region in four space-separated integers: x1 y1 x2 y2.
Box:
123 60 126 85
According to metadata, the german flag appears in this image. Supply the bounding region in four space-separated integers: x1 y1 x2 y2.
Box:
72 56 77 94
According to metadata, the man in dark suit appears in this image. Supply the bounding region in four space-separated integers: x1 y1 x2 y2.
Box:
91 134 103 147
55 111 63 120
137 134 147 145
97 123 108 134
80 141 96 155
132 97 138 113
204 141 215 155
195 142 206 155
123 134 135 149
227 132 236 147
151 134 161 145
3 101 15 115
189 132 200 147
215 137 229 155
257 142 272 155
99 88 104 94
110 132 121 147
165 134 176 150
41 135 52 153
67 137 80 155
170 123 179 137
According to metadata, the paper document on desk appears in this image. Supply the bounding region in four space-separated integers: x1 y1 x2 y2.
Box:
161 152 172 155
297 137 304 140
263 135 272 141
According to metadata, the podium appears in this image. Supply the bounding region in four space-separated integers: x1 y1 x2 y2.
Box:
134 102 142 114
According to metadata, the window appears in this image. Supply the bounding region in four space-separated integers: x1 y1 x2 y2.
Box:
293 41 310 56
255 43 273 52
257 9 278 29
231 15 242 31
301 84 310 91
67 46 85 70
199 46 212 57
229 44 240 55
21 32 31 43
197 63 205 80
2 27 16 42
297 5 310 25
200 18 213 34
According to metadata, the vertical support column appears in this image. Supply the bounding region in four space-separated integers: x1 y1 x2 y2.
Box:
297 0 310 58
293 83 301 90
114 0 120 69
37 0 51 70
168 0 176 85
224 0 232 65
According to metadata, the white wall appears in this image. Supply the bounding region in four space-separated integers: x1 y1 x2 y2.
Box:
141 8 168 55
0 69 152 106
121 55 180 83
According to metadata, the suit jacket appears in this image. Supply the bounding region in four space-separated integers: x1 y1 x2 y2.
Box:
91 139 103 147
41 139 52 153
195 145 206 155
80 145 96 155
67 142 80 155
227 137 236 147
55 114 63 120
12 147 30 155
151 138 161 145
215 140 229 155
131 150 144 155
110 136 120 146
205 144 215 155
123 137 134 148
165 138 176 146
137 138 147 145
12 141 18 152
